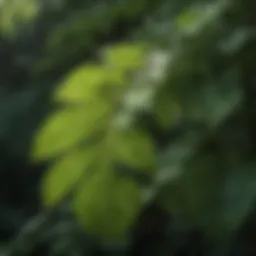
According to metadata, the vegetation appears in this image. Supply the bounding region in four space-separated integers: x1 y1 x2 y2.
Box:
0 0 255 255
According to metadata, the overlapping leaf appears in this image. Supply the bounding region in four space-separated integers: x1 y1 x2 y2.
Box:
73 169 143 239
32 102 112 160
41 147 99 207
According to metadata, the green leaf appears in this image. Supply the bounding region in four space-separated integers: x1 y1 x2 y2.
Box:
73 169 142 240
41 147 98 208
160 151 256 240
193 71 241 129
153 89 182 129
175 3 223 35
114 130 156 171
54 65 109 103
160 151 224 229
211 164 256 239
32 103 112 160
175 7 202 33
0 0 39 36
54 43 148 105
175 70 241 129
103 43 148 73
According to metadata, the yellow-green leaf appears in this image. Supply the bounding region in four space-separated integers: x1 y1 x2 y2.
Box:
114 130 156 171
73 169 142 240
32 103 112 160
54 65 108 103
41 148 98 208
103 43 148 73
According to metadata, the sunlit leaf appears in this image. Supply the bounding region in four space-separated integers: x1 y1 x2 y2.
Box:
54 65 108 103
32 103 112 160
73 169 142 240
103 43 148 72
41 147 98 207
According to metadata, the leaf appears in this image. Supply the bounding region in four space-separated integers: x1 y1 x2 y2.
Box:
190 71 241 129
54 46 144 104
54 65 108 103
175 3 223 35
175 70 241 129
160 151 224 229
0 0 39 35
212 164 256 239
103 43 148 73
153 89 182 129
175 7 202 33
114 130 156 171
41 147 98 208
32 103 112 160
73 169 142 240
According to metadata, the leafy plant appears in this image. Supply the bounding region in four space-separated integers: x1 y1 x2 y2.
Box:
30 0 256 248
31 43 157 240
0 0 255 255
